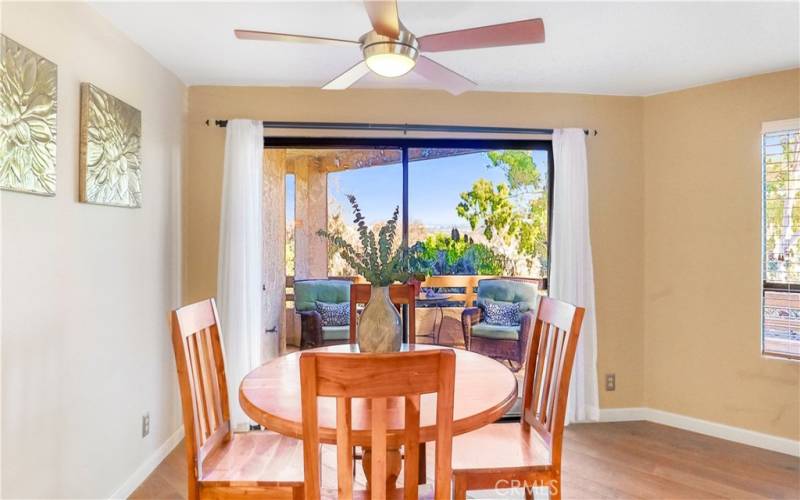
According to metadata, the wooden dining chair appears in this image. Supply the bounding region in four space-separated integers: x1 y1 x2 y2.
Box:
451 297 585 500
349 283 417 343
299 349 456 500
171 299 304 500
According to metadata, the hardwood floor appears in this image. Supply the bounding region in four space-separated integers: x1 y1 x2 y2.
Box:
130 421 799 499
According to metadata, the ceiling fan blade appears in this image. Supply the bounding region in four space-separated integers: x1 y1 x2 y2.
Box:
414 56 477 96
363 0 400 38
418 18 545 53
322 61 371 90
234 29 358 46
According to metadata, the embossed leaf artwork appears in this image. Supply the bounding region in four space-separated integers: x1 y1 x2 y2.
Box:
0 35 58 195
80 83 142 207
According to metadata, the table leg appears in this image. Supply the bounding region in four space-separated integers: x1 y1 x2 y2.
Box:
362 445 402 491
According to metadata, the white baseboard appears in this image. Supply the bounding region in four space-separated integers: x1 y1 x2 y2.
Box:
598 407 800 457
597 407 649 422
110 426 185 499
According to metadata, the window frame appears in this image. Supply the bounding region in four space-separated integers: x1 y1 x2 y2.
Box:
761 118 800 361
267 137 554 286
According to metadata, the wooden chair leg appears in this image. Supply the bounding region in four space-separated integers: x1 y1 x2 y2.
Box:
453 474 467 500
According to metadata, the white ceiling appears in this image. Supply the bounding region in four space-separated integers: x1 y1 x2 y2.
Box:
90 1 800 96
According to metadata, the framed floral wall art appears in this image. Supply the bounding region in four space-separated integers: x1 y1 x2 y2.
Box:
0 34 57 195
79 83 141 207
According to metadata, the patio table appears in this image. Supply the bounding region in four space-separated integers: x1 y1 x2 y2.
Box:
415 293 450 345
239 343 517 491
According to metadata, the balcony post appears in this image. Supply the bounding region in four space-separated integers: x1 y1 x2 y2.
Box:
293 156 329 280
263 149 286 357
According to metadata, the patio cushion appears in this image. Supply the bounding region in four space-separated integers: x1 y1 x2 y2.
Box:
322 325 350 341
476 279 539 312
471 323 520 341
294 279 350 311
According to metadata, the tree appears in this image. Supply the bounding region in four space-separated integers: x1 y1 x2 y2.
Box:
765 131 800 283
456 179 519 242
487 150 542 194
456 150 549 276
407 233 503 276
518 196 548 262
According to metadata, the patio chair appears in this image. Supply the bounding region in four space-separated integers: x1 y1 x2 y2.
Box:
295 279 351 349
460 278 540 370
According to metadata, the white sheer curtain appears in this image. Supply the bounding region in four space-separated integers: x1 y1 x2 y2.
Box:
550 128 600 423
217 119 264 429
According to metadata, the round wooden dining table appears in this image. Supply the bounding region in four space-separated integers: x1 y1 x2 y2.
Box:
239 343 518 489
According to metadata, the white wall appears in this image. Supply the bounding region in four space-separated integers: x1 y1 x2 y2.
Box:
1 2 186 497
0 0 5 493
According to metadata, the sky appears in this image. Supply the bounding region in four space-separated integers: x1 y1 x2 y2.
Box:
321 149 549 227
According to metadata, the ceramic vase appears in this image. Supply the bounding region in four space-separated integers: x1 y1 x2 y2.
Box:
357 286 402 352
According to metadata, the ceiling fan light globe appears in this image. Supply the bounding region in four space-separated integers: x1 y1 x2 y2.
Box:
360 31 419 79
365 53 416 77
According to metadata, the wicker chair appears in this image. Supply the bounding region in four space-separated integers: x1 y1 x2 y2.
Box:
461 278 540 370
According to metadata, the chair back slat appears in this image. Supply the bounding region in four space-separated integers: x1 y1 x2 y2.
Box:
524 322 549 428
349 284 417 343
403 394 421 498
171 299 232 488
521 297 585 465
300 349 455 500
537 326 558 427
201 327 225 428
187 335 210 440
195 329 218 432
335 398 353 498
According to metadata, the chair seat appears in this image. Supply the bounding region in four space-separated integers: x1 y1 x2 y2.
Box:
201 431 304 486
452 422 551 473
471 322 520 341
322 325 350 341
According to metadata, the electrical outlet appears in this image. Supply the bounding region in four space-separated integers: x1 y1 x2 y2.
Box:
605 373 616 391
142 412 150 438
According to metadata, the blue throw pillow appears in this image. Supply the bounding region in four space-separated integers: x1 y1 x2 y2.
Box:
315 301 349 327
483 300 522 327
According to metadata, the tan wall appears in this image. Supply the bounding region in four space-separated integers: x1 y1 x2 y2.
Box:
1 2 186 497
643 69 800 439
185 87 646 410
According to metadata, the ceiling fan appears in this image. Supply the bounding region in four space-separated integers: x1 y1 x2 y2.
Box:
234 0 545 95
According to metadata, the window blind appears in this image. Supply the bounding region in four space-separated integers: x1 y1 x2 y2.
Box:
762 119 800 359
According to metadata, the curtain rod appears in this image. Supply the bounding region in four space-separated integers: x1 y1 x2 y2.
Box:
204 119 597 136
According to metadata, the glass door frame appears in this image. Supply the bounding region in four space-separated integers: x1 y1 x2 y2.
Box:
266 136 554 285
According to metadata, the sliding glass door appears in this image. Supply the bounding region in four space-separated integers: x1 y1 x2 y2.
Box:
274 138 551 351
